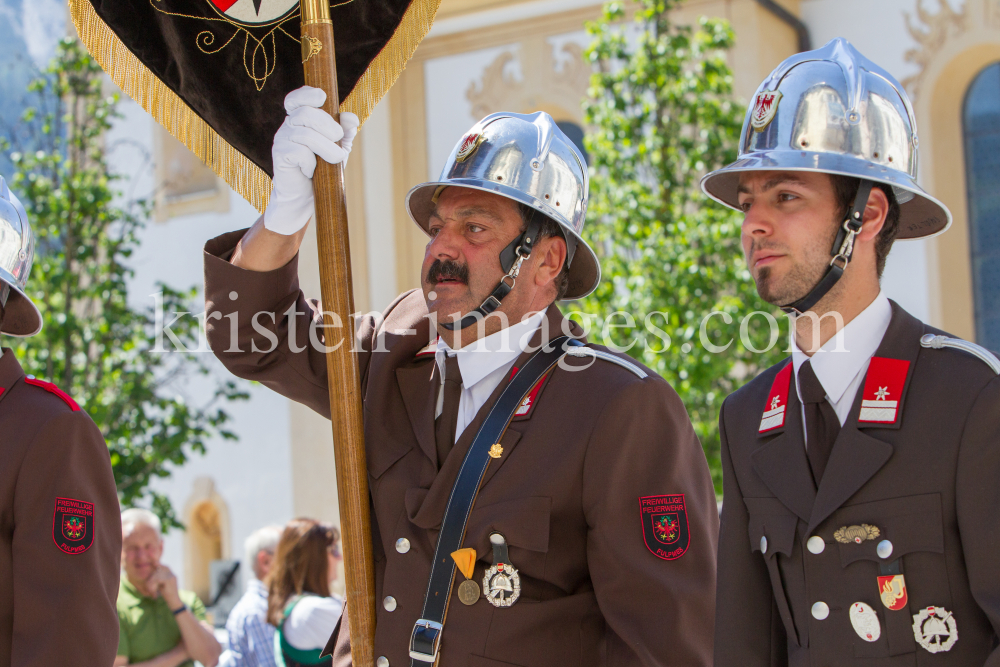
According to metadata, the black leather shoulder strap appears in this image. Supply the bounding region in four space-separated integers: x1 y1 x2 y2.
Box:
409 336 577 664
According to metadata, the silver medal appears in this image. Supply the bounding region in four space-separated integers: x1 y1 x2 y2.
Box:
912 606 958 653
483 561 520 607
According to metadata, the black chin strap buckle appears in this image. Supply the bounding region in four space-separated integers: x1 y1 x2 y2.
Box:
781 179 873 315
441 210 544 331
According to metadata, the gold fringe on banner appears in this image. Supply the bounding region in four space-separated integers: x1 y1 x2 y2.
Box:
68 0 441 213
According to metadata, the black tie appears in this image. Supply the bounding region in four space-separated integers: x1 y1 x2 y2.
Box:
435 355 463 466
798 360 840 484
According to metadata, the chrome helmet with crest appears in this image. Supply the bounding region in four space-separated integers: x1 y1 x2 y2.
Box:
701 38 952 312
406 112 599 328
0 176 40 336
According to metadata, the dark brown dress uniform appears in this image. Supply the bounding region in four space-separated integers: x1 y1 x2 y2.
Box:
204 230 719 667
715 302 1000 666
0 349 121 665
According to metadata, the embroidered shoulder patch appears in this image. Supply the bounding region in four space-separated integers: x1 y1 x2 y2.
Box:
53 497 95 555
639 494 690 561
24 377 80 411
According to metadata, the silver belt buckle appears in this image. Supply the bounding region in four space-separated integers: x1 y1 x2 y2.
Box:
409 619 443 663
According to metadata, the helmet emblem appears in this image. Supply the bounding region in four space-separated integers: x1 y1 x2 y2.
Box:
751 90 782 132
455 131 484 162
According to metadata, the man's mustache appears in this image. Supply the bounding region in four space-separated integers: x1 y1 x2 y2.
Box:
425 259 469 285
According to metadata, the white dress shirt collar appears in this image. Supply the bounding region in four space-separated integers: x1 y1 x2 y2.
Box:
435 311 545 388
791 291 892 404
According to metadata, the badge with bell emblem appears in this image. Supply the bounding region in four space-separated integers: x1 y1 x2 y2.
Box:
912 606 958 653
483 533 520 608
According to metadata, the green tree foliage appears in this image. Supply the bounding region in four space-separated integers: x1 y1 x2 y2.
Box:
577 0 788 491
2 39 247 527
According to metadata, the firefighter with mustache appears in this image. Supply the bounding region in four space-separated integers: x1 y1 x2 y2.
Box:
203 88 718 666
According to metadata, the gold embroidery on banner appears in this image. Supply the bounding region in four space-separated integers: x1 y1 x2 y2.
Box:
68 0 442 213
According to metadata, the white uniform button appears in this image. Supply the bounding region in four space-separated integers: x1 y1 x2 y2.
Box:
395 538 410 554
760 536 768 554
383 596 397 612
376 657 389 667
807 536 826 554
876 540 893 559
812 601 830 620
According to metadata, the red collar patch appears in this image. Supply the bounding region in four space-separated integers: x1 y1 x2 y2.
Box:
858 357 910 425
414 338 439 359
759 363 792 433
511 370 551 422
25 377 80 411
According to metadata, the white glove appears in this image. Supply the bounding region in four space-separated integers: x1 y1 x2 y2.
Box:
263 86 360 235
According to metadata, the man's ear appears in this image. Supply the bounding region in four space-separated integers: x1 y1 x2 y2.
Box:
858 186 889 242
532 235 567 290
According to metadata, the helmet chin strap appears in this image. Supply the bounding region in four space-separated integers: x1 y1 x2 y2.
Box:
441 210 545 331
780 179 874 315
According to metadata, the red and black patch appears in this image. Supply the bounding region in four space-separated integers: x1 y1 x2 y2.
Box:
52 497 94 555
640 494 690 561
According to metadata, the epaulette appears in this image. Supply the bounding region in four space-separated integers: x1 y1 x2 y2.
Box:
920 334 1000 375
564 345 647 379
24 376 81 411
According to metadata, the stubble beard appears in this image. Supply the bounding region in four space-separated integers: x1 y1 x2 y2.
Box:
752 225 838 307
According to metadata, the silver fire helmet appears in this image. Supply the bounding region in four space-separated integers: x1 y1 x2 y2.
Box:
406 111 600 300
0 177 40 336
701 37 951 239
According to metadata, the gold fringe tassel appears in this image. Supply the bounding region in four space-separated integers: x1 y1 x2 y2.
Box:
68 0 442 213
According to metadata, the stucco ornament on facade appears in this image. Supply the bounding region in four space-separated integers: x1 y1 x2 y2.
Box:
466 38 591 122
903 0 991 100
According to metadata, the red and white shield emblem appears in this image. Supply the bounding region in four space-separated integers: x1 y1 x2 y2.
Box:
751 90 782 132
206 0 298 25
455 132 484 163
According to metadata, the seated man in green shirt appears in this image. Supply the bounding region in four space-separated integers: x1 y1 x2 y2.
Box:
116 508 223 667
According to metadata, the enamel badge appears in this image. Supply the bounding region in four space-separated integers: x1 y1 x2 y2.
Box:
850 602 881 642
878 574 908 611
52 497 95 555
455 131 484 162
759 363 792 433
639 495 690 561
751 90 782 131
858 357 910 425
912 606 958 653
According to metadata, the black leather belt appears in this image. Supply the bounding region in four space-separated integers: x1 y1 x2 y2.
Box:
409 335 577 664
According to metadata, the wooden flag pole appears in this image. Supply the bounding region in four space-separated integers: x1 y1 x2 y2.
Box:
300 0 376 664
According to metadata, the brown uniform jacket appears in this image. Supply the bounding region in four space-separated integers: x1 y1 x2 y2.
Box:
715 302 1000 666
204 230 719 667
0 349 121 666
